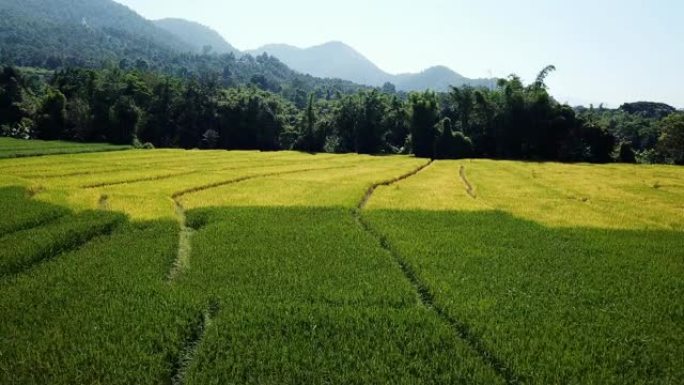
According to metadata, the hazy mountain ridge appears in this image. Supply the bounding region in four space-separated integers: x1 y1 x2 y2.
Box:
247 42 392 86
248 41 497 91
154 18 239 55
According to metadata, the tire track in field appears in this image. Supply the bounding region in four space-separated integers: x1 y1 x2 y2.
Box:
354 159 523 385
459 165 477 198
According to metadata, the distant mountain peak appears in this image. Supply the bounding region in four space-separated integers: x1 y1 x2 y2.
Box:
247 41 390 86
249 41 495 91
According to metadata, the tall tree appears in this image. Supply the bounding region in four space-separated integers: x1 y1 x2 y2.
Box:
108 96 141 144
533 65 556 89
294 94 320 152
449 86 474 136
0 66 31 129
355 90 386 154
409 91 439 158
35 88 67 140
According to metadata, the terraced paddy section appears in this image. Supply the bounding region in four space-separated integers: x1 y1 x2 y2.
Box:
0 137 130 158
0 145 682 384
365 160 684 384
368 159 684 230
176 207 503 385
362 210 684 384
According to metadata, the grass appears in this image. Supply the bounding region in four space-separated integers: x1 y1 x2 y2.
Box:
0 141 682 384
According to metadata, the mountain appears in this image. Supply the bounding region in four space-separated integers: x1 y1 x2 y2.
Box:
0 0 489 96
248 42 391 86
248 41 496 92
394 66 496 92
154 18 238 55
0 0 193 67
0 0 365 100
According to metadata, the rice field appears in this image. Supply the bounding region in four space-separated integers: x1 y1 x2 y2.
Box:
0 137 130 158
0 142 682 384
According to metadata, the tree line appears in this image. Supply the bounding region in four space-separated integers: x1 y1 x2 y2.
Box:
1 65 682 164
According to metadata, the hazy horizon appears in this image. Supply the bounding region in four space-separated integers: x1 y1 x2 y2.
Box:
114 0 683 108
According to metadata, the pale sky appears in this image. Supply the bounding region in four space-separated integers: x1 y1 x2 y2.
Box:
115 0 683 108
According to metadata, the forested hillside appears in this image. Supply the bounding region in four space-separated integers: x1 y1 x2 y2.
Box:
154 18 239 55
2 64 681 164
0 0 365 98
0 0 190 66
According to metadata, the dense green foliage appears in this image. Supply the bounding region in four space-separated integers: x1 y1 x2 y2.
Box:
2 65 681 163
576 103 683 164
0 0 189 65
657 114 684 164
0 0 365 99
153 18 239 55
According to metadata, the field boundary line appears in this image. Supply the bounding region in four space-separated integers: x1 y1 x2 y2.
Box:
353 159 523 385
170 299 220 385
0 217 124 279
167 164 356 282
81 171 196 189
357 217 523 385
172 165 355 199
459 165 477 198
357 160 434 210
18 167 133 179
0 212 67 239
0 146 131 160
167 199 193 282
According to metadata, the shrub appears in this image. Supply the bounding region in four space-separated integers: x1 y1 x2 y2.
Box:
616 142 636 163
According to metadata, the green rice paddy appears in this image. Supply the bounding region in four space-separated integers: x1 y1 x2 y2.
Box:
0 140 682 384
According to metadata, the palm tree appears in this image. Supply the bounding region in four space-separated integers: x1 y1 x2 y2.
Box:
533 65 557 90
